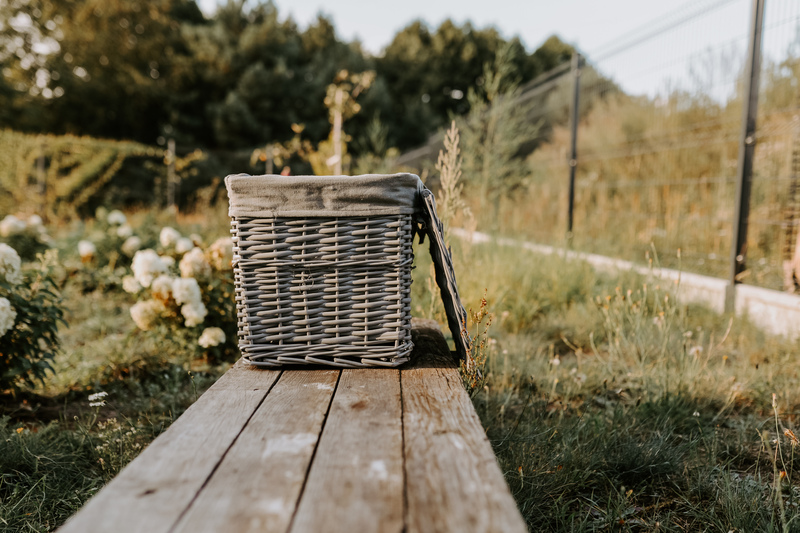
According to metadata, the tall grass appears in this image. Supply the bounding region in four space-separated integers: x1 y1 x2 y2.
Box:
414 74 800 526
488 52 800 291
414 236 800 530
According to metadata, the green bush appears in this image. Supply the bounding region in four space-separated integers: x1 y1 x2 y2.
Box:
0 247 66 392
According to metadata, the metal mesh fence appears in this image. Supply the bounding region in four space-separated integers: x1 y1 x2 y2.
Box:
517 0 800 292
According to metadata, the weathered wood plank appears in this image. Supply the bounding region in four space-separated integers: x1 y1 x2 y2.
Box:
403 324 527 533
290 368 404 533
171 369 340 533
58 362 280 533
59 323 526 533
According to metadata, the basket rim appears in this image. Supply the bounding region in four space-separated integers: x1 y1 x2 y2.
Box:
225 172 424 218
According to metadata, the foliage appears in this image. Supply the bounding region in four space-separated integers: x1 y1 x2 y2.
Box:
512 48 800 289
377 21 572 148
0 1 572 151
458 43 543 225
434 121 472 238
0 222 50 262
0 129 160 218
0 250 65 392
123 224 237 362
460 291 492 395
309 69 376 175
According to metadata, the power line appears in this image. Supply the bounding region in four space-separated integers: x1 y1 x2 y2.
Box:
590 0 740 63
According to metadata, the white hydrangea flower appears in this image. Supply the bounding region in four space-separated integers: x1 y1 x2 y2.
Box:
151 275 174 301
0 243 22 285
198 327 225 348
208 237 234 270
116 224 133 239
160 255 175 267
172 277 202 305
107 210 127 225
121 236 142 256
130 299 166 331
159 226 181 248
181 301 207 327
179 247 211 279
131 249 168 288
27 214 43 227
87 391 107 402
175 237 194 254
122 275 142 294
78 240 96 259
0 297 16 338
0 215 26 237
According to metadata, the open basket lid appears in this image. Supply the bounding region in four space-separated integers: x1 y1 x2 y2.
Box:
414 186 473 363
224 172 472 363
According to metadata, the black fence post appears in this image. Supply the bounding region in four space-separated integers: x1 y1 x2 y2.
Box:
726 0 765 313
566 52 581 245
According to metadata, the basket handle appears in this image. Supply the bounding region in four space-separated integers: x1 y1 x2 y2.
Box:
414 186 473 363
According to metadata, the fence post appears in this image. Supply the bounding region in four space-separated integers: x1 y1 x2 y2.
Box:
166 138 176 210
726 0 765 313
265 143 273 175
37 140 47 219
566 52 581 245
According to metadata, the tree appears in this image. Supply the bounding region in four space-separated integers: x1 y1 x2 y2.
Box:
0 0 64 130
459 43 542 222
376 22 574 150
204 5 370 149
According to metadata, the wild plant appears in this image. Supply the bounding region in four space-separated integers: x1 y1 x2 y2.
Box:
0 248 65 393
435 120 473 242
458 42 542 226
460 290 493 395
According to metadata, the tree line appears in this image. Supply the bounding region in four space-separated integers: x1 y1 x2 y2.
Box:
1 0 574 154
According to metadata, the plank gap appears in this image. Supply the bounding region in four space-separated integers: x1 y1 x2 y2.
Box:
166 369 284 533
289 369 404 533
284 369 343 532
399 368 409 533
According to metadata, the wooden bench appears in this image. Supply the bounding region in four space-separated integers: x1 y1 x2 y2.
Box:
58 321 526 532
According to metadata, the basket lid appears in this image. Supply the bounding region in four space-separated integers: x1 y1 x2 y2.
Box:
225 173 424 218
417 189 473 364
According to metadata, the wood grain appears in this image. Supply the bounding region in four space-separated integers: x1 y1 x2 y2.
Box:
402 324 527 533
58 362 280 533
171 369 340 533
59 324 527 533
290 368 404 533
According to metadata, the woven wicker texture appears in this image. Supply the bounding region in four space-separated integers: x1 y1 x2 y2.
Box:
232 215 414 367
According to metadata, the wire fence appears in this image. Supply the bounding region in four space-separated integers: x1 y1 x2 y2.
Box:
502 0 800 295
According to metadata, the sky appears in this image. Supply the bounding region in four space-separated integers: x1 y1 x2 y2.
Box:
195 0 799 100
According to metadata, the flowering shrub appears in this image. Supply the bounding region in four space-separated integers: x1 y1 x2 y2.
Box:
0 245 66 392
67 209 160 294
0 214 50 261
126 227 236 361
78 240 97 261
198 327 225 348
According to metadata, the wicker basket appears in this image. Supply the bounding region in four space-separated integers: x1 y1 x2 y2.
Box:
226 173 425 367
226 172 471 368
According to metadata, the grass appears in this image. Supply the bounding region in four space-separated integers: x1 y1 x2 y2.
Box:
412 238 800 531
